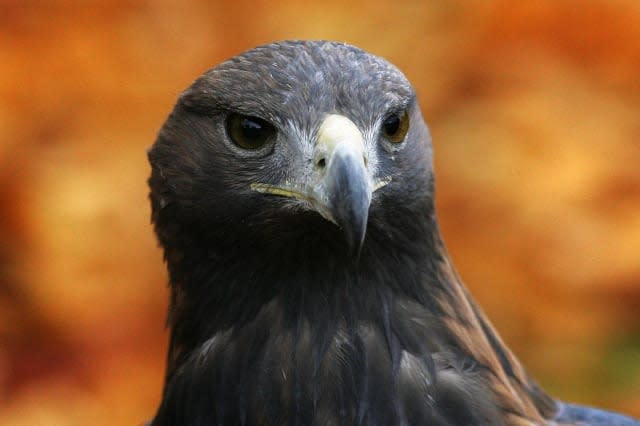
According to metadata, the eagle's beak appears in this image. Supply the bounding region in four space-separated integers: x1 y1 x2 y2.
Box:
312 114 372 252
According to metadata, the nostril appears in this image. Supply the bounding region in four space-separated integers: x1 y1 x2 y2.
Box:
317 158 326 168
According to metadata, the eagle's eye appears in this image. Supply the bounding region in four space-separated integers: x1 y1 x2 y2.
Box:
226 113 276 150
382 110 409 144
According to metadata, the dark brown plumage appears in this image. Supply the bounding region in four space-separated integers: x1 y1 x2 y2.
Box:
148 40 639 425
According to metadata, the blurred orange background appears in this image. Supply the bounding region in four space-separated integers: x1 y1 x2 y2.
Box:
1 1 639 424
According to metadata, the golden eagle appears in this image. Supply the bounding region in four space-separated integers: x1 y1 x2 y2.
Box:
148 41 639 425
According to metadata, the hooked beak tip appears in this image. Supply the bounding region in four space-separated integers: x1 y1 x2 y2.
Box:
320 145 371 253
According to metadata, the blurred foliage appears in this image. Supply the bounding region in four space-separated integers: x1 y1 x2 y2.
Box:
0 1 639 424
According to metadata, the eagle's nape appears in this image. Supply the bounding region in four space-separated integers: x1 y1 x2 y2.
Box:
147 40 639 425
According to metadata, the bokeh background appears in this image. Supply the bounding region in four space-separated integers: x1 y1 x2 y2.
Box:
1 1 639 424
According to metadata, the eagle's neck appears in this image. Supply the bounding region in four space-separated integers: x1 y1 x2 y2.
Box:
157 205 557 425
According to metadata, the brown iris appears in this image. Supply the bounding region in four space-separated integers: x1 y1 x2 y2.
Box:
226 113 276 150
382 110 409 144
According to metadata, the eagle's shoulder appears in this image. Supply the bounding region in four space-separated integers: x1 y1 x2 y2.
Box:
554 402 640 425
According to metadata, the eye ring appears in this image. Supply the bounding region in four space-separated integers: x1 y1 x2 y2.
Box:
382 110 409 144
226 113 276 150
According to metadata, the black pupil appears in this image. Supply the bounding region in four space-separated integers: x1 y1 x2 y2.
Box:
241 117 265 141
384 114 400 136
227 113 275 150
